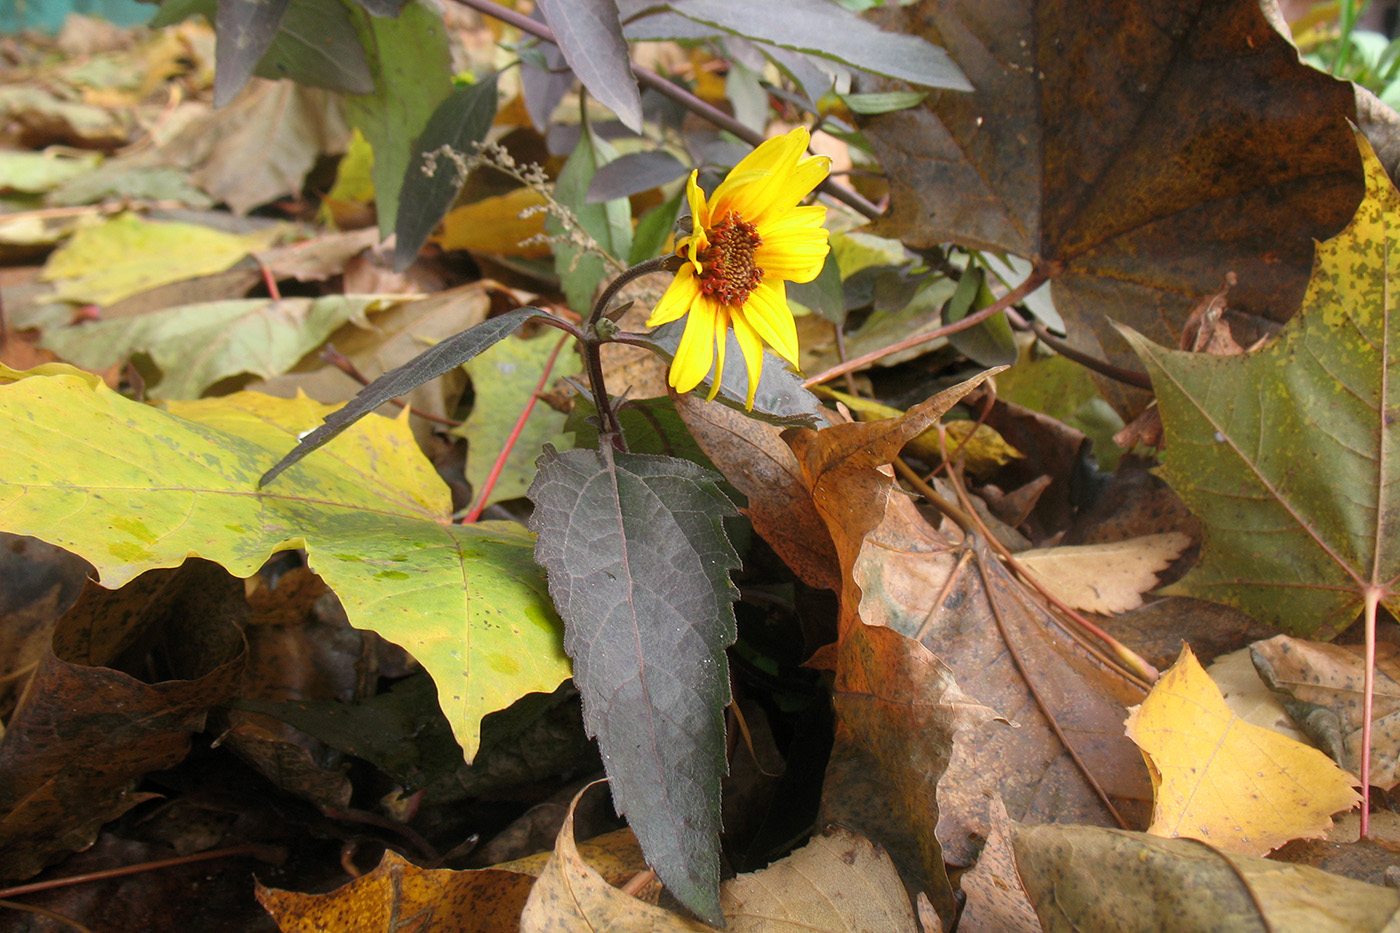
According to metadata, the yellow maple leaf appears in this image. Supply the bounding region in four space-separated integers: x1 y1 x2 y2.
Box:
1126 646 1360 856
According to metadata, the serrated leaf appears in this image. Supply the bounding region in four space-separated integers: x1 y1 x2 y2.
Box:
1120 133 1400 638
345 0 452 240
535 0 643 133
42 295 386 400
394 76 500 272
213 0 291 107
665 0 970 90
0 368 569 760
1127 646 1360 855
528 446 740 925
261 307 552 486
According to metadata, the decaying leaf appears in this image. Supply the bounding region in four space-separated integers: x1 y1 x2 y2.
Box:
519 787 709 932
1013 823 1400 932
0 561 246 881
720 826 918 932
258 849 535 933
1250 635 1400 788
1014 532 1190 615
0 366 569 760
958 798 1043 933
789 385 1152 867
864 0 1363 414
1123 134 1400 638
1205 646 1310 746
1126 646 1360 855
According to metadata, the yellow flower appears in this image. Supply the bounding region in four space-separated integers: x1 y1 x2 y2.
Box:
646 127 830 408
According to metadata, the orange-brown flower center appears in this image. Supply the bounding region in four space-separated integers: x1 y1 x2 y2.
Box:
695 212 763 306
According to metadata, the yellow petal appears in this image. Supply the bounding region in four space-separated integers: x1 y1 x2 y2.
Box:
730 308 766 409
706 303 730 402
670 296 718 393
646 266 701 327
682 172 709 274
754 226 830 282
741 281 800 366
729 126 809 178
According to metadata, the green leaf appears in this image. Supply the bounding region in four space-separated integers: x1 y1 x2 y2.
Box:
41 296 388 399
256 0 373 95
838 90 928 115
455 332 575 509
345 0 452 240
548 124 631 314
528 446 740 925
945 264 1018 368
394 76 500 272
1120 133 1400 639
0 368 569 759
0 150 102 194
628 190 683 267
786 252 845 325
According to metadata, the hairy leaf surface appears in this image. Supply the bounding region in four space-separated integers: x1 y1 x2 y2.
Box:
528 446 740 925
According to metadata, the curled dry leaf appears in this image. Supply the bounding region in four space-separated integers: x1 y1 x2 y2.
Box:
1126 646 1360 856
1014 532 1191 615
1250 635 1400 789
519 786 710 933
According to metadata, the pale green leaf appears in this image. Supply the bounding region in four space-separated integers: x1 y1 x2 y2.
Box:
0 367 569 758
42 296 392 399
40 213 281 307
456 333 575 509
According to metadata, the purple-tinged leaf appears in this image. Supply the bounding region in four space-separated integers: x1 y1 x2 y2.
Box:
528 445 739 925
522 6 574 132
213 0 292 107
535 0 644 133
394 75 500 272
262 0 372 94
260 307 552 486
586 150 689 203
666 0 972 91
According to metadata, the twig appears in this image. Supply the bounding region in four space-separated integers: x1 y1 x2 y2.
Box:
462 333 569 522
1005 310 1153 390
450 0 883 220
0 845 278 900
804 270 1049 387
0 899 94 933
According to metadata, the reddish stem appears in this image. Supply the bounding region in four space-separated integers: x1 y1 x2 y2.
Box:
1361 586 1380 838
462 334 569 522
0 845 276 900
804 271 1049 387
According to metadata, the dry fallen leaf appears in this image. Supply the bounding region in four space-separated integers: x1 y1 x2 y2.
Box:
957 798 1043 933
519 786 710 932
1249 635 1400 788
257 849 535 933
1126 646 1361 855
720 826 918 933
1014 532 1191 615
1205 647 1310 746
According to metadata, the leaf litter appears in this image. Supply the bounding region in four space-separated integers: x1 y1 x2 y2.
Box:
3 2 1400 931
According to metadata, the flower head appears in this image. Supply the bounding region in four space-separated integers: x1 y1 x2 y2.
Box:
646 127 830 408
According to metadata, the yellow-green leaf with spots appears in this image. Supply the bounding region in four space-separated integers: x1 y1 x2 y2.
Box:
0 365 568 759
1120 132 1400 639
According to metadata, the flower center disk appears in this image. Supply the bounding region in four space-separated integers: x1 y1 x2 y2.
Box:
696 212 763 306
